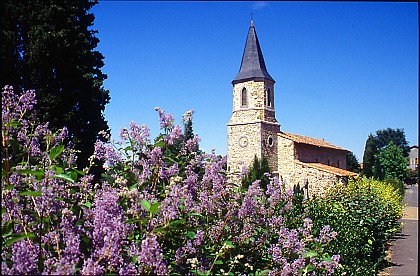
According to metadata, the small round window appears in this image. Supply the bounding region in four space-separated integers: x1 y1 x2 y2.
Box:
267 136 274 147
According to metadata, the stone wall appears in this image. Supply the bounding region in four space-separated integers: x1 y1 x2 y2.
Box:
292 162 345 197
277 135 346 197
277 135 296 179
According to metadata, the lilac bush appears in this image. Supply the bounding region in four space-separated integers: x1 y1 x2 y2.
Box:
2 85 340 275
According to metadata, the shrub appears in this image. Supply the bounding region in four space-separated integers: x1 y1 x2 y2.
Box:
305 178 403 275
2 86 341 275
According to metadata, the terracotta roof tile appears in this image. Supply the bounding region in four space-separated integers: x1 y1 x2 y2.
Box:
295 161 358 177
278 132 348 151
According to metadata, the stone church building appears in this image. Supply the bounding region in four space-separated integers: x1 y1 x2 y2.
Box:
227 21 357 195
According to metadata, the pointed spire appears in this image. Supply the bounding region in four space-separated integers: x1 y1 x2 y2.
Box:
232 21 275 84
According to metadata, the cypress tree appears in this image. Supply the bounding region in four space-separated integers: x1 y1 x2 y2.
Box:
346 151 360 173
362 134 378 178
1 0 110 169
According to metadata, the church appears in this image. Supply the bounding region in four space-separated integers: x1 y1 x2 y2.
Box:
227 21 357 196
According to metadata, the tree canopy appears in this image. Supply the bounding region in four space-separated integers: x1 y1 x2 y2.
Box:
362 128 410 178
375 128 410 157
373 141 408 182
2 0 110 169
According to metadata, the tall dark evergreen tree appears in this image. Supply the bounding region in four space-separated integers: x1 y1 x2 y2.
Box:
362 134 378 178
1 0 110 169
346 151 360 173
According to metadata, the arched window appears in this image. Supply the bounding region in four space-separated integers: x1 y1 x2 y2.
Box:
241 88 248 107
267 88 272 107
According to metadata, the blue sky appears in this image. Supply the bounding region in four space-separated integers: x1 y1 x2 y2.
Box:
91 1 418 161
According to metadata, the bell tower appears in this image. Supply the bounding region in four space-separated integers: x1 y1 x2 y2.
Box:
227 21 280 173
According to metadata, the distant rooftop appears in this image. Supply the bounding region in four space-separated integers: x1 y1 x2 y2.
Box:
232 20 275 84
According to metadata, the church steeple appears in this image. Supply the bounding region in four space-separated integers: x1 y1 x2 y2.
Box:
232 20 275 84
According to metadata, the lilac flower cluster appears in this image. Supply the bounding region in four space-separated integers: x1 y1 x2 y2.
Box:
83 185 130 273
2 86 341 275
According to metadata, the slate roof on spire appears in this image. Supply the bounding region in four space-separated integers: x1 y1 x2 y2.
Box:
232 20 275 84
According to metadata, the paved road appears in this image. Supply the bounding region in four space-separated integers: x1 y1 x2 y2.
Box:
389 184 418 276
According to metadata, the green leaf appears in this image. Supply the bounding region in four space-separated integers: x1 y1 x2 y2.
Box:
322 253 332 262
50 174 75 183
367 239 373 245
49 145 65 161
2 221 13 235
4 232 36 246
168 219 183 229
51 165 63 174
4 185 15 190
223 240 235 249
8 138 21 151
301 264 316 274
16 169 45 180
84 201 92 209
1 207 6 215
186 231 196 239
214 260 223 265
150 202 161 215
140 199 151 212
303 251 318 258
257 269 271 276
9 119 22 129
19 190 42 197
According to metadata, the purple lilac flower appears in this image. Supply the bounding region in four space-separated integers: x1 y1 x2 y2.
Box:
52 126 68 145
2 86 37 125
93 140 121 166
150 147 163 163
182 109 194 123
138 234 168 275
88 185 129 271
238 180 265 220
160 182 183 220
129 121 150 147
315 225 337 244
167 124 183 145
10 240 39 274
50 209 80 275
193 230 205 246
155 107 174 130
119 263 139 275
181 135 201 154
81 258 105 275
159 163 179 181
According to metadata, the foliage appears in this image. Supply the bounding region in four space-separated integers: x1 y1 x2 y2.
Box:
362 128 410 178
373 141 409 182
362 134 378 178
2 0 110 169
374 128 410 157
2 86 341 275
346 151 360 173
242 155 271 191
305 177 403 275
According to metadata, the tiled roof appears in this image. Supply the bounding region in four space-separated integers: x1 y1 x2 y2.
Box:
295 161 358 177
232 20 275 84
278 131 348 151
